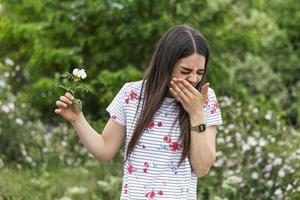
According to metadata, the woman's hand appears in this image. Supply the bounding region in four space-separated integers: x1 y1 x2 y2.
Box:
169 77 209 117
55 92 81 123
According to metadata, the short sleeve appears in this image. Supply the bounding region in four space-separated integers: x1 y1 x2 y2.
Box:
203 88 223 127
106 83 128 127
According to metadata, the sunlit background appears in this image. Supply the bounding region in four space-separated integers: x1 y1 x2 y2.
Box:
0 0 299 199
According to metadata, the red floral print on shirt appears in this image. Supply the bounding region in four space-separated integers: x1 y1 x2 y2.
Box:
111 115 117 119
129 90 138 100
145 191 155 199
157 121 162 127
163 136 171 143
124 184 128 194
148 120 155 129
169 142 181 152
127 164 134 174
124 98 129 104
143 162 149 173
210 100 219 114
204 98 209 108
145 190 164 199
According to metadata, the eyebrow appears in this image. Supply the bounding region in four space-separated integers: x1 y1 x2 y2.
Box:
180 66 204 72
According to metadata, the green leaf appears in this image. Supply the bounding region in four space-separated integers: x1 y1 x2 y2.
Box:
59 84 73 93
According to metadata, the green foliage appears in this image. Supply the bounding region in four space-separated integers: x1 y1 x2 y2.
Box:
0 0 299 125
0 0 300 199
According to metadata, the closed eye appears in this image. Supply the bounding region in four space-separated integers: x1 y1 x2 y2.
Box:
181 71 190 75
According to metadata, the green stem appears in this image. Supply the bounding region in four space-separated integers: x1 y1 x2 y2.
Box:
73 79 77 98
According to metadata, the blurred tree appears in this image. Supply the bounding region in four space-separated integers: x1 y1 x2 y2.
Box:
0 0 299 126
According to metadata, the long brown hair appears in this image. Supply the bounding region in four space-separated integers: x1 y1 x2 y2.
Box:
126 25 210 165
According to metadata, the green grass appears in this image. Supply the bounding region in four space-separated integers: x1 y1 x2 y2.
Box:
0 159 123 200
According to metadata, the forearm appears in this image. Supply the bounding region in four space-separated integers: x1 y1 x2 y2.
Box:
71 112 108 161
189 113 216 177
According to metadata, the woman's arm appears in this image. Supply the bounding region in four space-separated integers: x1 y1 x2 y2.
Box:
55 92 125 162
189 114 216 177
72 114 125 162
169 78 217 177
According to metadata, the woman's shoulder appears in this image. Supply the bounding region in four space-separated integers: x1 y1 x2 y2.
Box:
122 80 144 93
207 86 217 98
124 80 143 88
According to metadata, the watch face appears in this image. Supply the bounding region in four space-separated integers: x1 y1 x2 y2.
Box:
199 124 206 132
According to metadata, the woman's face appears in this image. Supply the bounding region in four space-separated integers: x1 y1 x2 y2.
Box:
170 53 206 87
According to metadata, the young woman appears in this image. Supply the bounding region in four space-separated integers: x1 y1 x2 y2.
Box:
55 24 222 199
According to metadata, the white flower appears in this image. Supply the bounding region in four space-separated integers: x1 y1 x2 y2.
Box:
4 72 9 78
61 141 68 147
5 58 14 66
15 118 24 125
72 68 80 78
42 147 48 153
278 169 286 177
25 156 33 163
264 172 270 178
268 152 275 159
225 136 231 142
247 136 258 146
270 137 276 142
265 111 272 120
67 186 87 194
255 146 262 154
235 132 242 142
251 172 259 180
8 103 15 110
263 164 273 172
242 143 251 152
227 143 234 148
287 184 292 191
21 149 27 156
252 108 259 113
227 159 235 167
72 68 87 79
217 138 225 144
258 138 267 147
274 188 283 197
1 105 10 113
274 157 282 166
266 180 274 188
214 159 224 167
78 69 87 79
227 124 235 129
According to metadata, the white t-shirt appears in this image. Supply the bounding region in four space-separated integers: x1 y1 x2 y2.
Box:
106 80 223 200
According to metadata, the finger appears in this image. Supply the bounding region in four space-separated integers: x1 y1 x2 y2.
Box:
176 82 191 97
65 92 74 101
170 81 189 103
55 108 62 114
59 96 73 105
169 88 183 103
180 79 199 95
56 100 68 108
201 83 210 96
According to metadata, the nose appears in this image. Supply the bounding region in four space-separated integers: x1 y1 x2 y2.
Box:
186 74 198 86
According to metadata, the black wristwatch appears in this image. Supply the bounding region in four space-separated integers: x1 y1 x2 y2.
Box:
191 124 206 133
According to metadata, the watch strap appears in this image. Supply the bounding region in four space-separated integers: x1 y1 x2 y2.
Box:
191 124 206 133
